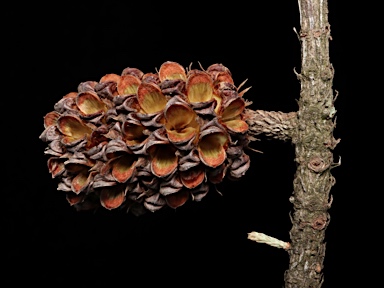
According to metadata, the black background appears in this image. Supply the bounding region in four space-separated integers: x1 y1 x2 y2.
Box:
4 1 366 287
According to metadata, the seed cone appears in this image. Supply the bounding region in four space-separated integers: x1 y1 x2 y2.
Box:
40 61 253 215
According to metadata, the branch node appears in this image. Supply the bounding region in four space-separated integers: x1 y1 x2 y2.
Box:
330 156 341 169
293 67 301 79
333 89 339 103
293 27 301 41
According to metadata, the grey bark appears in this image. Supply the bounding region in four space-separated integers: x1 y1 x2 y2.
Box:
246 0 340 287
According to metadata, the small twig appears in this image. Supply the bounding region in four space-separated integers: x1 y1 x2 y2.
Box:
248 232 291 250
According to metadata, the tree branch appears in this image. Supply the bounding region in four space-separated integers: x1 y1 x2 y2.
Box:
246 1 340 287
245 109 297 141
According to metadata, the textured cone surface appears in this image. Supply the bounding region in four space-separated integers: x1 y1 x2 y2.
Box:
39 61 254 215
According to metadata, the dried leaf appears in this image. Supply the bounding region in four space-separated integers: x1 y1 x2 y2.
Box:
137 82 167 114
121 67 144 79
57 115 92 144
54 96 78 114
117 74 141 96
43 111 61 128
198 131 228 168
47 157 65 178
149 144 178 178
122 120 146 142
159 61 187 82
164 96 196 130
206 63 232 78
186 71 215 103
207 163 227 184
66 192 85 205
214 71 234 85
222 118 249 133
220 97 248 133
165 190 189 209
76 91 107 116
221 97 245 121
180 164 206 189
100 73 121 84
111 154 137 183
100 185 126 210
71 170 95 194
166 127 197 145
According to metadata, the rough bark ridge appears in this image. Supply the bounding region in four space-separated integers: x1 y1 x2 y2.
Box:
246 0 339 287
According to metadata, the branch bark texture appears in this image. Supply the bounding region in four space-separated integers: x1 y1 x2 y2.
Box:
246 109 297 141
246 0 339 287
285 1 339 287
